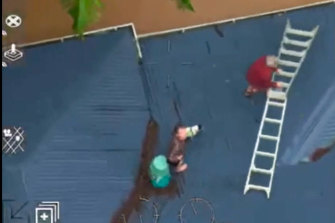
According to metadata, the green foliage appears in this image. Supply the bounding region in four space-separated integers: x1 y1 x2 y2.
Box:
179 0 195 12
61 0 103 37
60 0 194 37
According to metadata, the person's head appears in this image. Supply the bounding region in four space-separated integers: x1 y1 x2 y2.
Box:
266 55 278 68
174 126 188 141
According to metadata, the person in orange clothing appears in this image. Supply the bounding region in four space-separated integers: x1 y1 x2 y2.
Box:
244 55 283 97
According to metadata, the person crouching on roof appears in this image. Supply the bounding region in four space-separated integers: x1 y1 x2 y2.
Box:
167 125 202 173
244 55 284 97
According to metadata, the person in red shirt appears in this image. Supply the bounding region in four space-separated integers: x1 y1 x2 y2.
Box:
245 55 283 97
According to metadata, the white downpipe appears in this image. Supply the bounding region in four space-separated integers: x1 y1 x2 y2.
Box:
130 23 143 59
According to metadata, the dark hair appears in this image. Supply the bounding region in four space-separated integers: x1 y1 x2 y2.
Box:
173 122 183 134
173 125 180 134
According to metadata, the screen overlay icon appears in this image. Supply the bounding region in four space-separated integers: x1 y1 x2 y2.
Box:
35 201 60 223
4 44 23 62
5 14 22 28
2 126 25 154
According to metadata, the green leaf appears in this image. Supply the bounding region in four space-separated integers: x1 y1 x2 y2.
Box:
179 0 195 12
61 0 103 37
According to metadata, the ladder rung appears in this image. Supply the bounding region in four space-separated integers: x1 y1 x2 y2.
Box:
264 117 282 124
260 134 279 141
280 82 290 88
283 36 311 48
280 48 306 57
286 27 315 38
276 69 295 78
278 59 300 68
247 184 270 192
251 166 273 175
256 151 276 158
267 90 286 100
268 101 285 107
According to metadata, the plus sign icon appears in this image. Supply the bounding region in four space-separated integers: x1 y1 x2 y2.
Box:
35 201 60 223
36 209 53 223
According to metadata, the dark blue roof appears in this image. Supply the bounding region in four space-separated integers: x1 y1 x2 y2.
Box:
140 4 335 223
2 28 149 222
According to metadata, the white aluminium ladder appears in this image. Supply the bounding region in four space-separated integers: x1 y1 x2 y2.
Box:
244 20 319 199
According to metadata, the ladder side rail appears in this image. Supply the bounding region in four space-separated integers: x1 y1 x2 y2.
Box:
267 99 288 195
275 22 295 93
276 21 290 63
